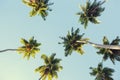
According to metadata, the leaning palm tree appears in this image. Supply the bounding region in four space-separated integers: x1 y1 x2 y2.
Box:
35 53 63 80
77 0 106 29
22 0 53 20
0 37 41 59
90 63 114 80
59 27 120 57
97 36 120 64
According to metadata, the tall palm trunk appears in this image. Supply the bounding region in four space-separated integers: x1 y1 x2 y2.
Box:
39 69 49 80
39 72 48 80
39 73 45 80
77 41 120 50
0 49 17 53
88 41 120 50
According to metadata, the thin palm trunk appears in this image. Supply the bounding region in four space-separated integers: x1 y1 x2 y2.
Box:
0 49 18 53
39 73 45 80
77 41 120 50
88 41 120 50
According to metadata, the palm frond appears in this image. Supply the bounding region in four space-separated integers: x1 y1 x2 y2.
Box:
41 54 49 64
22 0 37 7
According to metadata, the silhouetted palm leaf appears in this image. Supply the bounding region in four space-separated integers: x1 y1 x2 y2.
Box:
97 36 120 64
35 53 62 80
22 0 53 20
90 63 114 80
77 0 106 29
59 28 89 56
17 37 41 59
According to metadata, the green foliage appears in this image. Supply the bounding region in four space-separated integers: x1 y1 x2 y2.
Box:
22 0 53 20
59 27 89 56
77 0 105 29
35 53 63 80
90 63 114 80
17 37 41 59
97 36 120 64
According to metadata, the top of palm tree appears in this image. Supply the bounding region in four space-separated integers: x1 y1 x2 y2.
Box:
97 36 120 64
59 27 89 56
22 0 53 20
77 0 106 29
17 37 41 60
35 53 63 80
90 63 114 80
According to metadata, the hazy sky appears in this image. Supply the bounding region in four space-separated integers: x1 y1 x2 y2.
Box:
0 0 120 80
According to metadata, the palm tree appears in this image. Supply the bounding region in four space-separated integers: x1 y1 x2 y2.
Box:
97 36 120 64
90 63 114 80
59 28 120 57
77 0 106 29
59 27 89 56
0 37 41 60
17 37 41 59
35 53 63 80
22 0 53 20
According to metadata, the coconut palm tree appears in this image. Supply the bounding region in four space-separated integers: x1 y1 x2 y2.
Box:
17 37 41 59
90 63 114 80
77 0 106 29
59 28 120 57
59 27 89 56
0 37 41 60
35 53 63 80
22 0 53 20
97 36 120 64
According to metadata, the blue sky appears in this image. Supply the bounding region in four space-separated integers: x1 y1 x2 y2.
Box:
0 0 120 80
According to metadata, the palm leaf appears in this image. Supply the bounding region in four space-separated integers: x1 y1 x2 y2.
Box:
22 0 37 7
41 54 49 64
20 38 28 45
103 36 109 45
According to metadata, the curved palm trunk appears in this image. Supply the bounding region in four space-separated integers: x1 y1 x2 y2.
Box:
0 49 17 53
77 41 120 50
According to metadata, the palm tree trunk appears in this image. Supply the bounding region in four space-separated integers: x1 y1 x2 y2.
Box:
88 41 120 50
77 41 120 50
39 73 45 80
0 49 17 53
